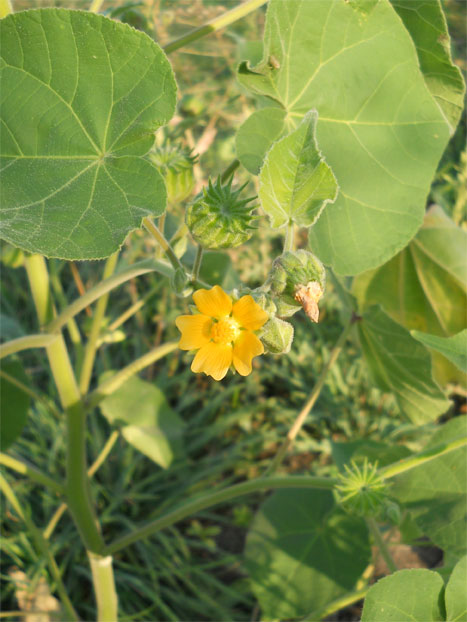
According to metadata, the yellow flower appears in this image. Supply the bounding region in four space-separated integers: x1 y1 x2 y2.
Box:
176 285 268 381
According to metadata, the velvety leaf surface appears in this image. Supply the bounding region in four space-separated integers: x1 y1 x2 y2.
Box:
0 361 30 450
446 555 467 622
390 0 465 131
0 9 176 259
391 417 467 556
358 306 450 424
99 374 184 468
237 0 453 275
353 206 467 384
244 489 370 620
361 569 444 621
236 107 286 175
258 111 338 228
411 330 467 374
331 439 411 472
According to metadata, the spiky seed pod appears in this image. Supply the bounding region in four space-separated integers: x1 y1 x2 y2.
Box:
149 144 197 205
186 177 257 250
269 250 326 322
334 459 388 517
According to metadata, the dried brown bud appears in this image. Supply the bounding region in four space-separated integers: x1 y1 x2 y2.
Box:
294 281 323 323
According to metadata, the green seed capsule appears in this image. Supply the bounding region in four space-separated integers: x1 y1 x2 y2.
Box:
150 144 197 205
186 177 256 250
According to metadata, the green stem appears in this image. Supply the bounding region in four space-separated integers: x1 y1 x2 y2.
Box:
221 159 240 183
104 475 336 555
0 370 61 419
88 553 119 622
163 0 268 54
25 255 104 554
265 320 354 475
304 588 368 621
367 517 398 573
143 217 184 273
380 437 467 479
46 259 174 333
192 245 204 281
284 220 295 252
86 342 178 410
44 431 119 541
0 453 64 495
0 473 79 621
79 252 119 395
0 333 58 359
108 285 159 332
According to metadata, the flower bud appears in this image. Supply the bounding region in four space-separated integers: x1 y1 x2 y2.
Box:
269 250 325 322
382 500 402 525
170 268 193 298
259 316 294 354
149 144 197 205
186 177 256 250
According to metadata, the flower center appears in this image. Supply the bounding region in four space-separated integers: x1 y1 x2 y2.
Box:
210 317 240 345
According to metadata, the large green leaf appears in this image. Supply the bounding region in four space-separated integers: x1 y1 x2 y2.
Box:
446 555 467 622
258 111 338 228
391 417 467 557
0 361 30 450
99 374 184 469
0 9 176 260
411 330 467 374
353 206 467 384
358 306 450 424
390 0 465 131
244 489 370 620
361 569 444 621
236 107 286 175
237 0 454 275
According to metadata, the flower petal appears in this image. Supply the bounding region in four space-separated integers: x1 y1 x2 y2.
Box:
232 295 268 330
193 285 232 319
233 331 264 376
191 342 233 381
175 314 212 350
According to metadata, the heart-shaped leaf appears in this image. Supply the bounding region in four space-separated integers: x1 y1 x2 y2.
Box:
411 330 467 374
446 555 467 622
0 9 176 259
244 489 370 620
237 0 456 275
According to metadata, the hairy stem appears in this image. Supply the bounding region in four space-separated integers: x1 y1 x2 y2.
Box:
104 476 336 555
304 588 369 621
284 220 295 252
265 320 355 475
79 252 119 395
367 517 398 574
143 217 185 273
192 245 204 281
163 0 268 54
44 431 119 540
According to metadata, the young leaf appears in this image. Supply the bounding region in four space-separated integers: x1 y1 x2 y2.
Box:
390 0 465 132
244 489 370 620
258 111 338 229
238 0 454 275
353 206 467 385
358 306 450 425
99 374 184 469
0 361 30 450
0 9 176 260
411 330 467 374
391 417 467 557
361 569 444 621
445 555 467 622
